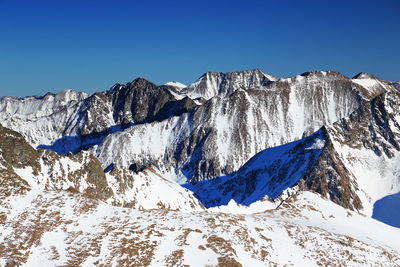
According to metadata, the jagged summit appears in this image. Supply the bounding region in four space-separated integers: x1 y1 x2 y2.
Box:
109 77 158 93
299 70 349 79
107 77 156 95
128 77 154 86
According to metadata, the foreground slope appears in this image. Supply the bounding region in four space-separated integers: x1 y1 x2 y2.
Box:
0 186 399 266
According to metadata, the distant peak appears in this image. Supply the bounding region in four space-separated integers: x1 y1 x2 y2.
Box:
352 72 378 80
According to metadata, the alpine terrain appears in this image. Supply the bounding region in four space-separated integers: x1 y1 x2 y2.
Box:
1 69 400 266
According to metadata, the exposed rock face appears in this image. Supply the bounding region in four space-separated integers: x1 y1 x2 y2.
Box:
108 78 196 125
184 129 326 208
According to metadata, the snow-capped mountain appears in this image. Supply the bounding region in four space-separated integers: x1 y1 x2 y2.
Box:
91 70 391 183
0 69 398 187
1 69 399 265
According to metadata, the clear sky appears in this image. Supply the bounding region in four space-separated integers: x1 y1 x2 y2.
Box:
1 0 399 97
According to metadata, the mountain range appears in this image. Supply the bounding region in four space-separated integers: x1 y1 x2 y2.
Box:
0 69 399 266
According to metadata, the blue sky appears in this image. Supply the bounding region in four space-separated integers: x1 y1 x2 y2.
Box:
0 0 399 97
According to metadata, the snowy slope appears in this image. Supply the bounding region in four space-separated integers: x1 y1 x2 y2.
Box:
0 188 399 266
1 70 400 265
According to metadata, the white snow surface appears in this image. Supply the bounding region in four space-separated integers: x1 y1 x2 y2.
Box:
0 90 92 147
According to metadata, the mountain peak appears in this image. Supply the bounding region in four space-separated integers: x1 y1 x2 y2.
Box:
128 77 155 87
352 72 379 80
